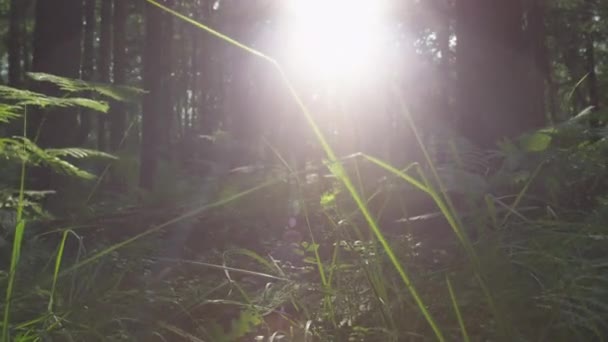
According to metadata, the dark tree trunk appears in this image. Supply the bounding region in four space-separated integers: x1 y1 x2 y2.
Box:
110 0 128 151
97 0 113 151
30 0 84 145
525 0 549 123
562 46 587 112
159 5 174 155
585 38 599 109
455 0 545 146
435 0 452 124
584 0 599 118
30 0 84 189
21 0 33 74
140 2 164 190
8 0 25 87
77 0 97 145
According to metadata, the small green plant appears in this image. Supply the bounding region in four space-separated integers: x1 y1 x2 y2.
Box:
0 74 140 342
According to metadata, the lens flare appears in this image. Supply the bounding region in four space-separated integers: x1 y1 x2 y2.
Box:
285 0 389 82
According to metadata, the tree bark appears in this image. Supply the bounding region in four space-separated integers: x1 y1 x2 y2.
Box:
97 0 113 151
30 0 84 189
30 0 84 145
435 0 452 125
525 0 549 123
76 0 97 145
110 0 128 151
455 0 545 146
140 2 164 190
584 0 599 117
159 3 174 155
8 0 25 87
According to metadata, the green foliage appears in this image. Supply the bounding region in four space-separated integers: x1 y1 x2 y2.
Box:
0 85 108 113
1 137 115 180
27 72 145 103
0 74 139 341
209 309 263 342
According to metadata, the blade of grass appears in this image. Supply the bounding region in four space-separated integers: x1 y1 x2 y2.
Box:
48 229 71 313
446 276 470 342
154 257 289 282
2 107 29 342
499 161 544 227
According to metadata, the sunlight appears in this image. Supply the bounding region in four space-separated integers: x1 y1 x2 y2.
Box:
285 0 389 82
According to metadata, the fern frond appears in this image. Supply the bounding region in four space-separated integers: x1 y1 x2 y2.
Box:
2 137 97 180
0 86 109 113
45 148 117 160
28 72 145 103
0 104 21 123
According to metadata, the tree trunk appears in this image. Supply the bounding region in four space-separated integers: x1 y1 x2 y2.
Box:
97 0 113 151
110 0 128 151
30 0 84 189
585 37 599 109
8 0 25 87
140 2 164 190
525 0 549 123
435 0 452 125
159 4 174 156
455 0 545 146
30 0 84 145
77 0 96 145
584 0 599 118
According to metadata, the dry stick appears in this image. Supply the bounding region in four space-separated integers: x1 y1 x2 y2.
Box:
144 1 446 340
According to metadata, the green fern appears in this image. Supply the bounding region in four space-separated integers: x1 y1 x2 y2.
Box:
0 104 21 123
45 147 117 160
0 137 116 180
0 74 132 184
27 72 145 103
0 85 108 114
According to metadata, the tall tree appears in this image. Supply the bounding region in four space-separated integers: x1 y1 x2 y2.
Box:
29 0 84 189
159 2 175 154
77 0 97 145
110 0 128 151
584 0 600 114
97 0 114 151
455 0 545 146
30 0 84 146
140 2 164 189
8 0 25 86
525 0 550 122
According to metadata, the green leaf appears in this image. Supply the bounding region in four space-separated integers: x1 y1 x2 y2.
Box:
520 131 553 152
320 191 336 208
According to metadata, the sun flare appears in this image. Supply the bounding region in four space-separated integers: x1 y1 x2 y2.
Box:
285 0 389 82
